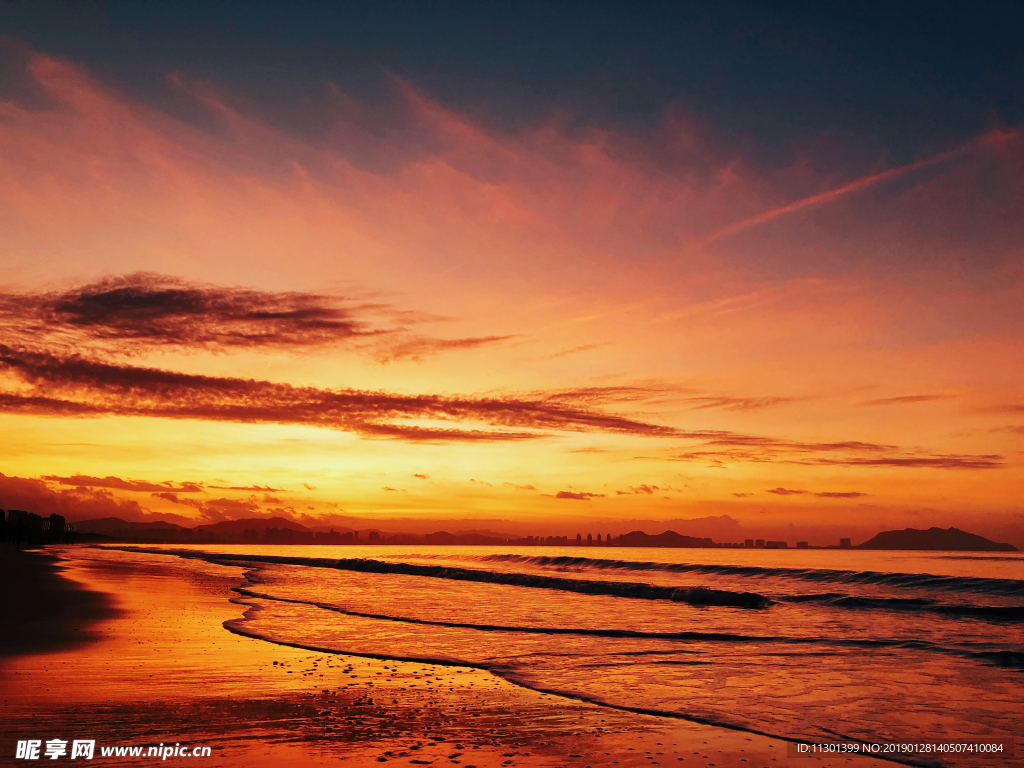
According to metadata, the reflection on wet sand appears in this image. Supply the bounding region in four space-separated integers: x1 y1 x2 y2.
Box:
1 548 894 767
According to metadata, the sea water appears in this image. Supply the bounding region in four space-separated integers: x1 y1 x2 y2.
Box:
81 544 1023 765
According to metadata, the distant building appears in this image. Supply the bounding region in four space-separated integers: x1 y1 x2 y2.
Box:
765 540 787 549
840 538 852 549
755 538 765 548
796 541 809 549
744 539 754 548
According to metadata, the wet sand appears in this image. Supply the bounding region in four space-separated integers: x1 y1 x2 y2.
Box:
1 546 896 767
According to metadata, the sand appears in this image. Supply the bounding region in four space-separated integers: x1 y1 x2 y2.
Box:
1 546 896 767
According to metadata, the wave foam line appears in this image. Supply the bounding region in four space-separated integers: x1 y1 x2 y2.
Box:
232 584 1024 671
481 554 1024 596
220 593 946 768
101 547 770 608
778 593 1024 622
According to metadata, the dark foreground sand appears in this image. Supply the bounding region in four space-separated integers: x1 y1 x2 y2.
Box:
1 547 895 767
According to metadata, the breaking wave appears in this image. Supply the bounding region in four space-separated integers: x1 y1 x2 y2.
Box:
105 547 769 609
480 553 1024 597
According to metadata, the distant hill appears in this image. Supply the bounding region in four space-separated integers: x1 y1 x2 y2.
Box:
615 530 716 548
857 527 1018 552
194 517 312 534
74 517 189 534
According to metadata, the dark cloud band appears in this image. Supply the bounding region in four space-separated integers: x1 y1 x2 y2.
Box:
0 344 679 442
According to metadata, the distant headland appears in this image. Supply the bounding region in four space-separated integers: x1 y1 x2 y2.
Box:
855 527 1018 552
3 510 1017 552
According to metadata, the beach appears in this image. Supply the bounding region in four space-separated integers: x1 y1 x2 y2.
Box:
0 545 903 768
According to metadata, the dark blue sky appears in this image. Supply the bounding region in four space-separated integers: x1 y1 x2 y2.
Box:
2 1 1021 164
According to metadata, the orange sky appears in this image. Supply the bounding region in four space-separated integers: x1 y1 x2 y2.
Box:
1 48 1022 546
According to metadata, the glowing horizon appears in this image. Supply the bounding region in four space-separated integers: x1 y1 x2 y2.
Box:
1 45 1022 547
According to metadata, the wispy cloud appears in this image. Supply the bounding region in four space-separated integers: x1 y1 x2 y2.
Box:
0 273 514 363
615 484 659 495
43 475 204 493
816 491 867 498
0 344 681 443
683 396 799 412
805 455 1002 469
555 491 605 500
158 494 264 521
992 425 1024 435
544 343 612 359
989 404 1024 414
502 482 536 491
703 137 988 243
207 484 282 492
766 487 808 495
0 273 378 351
858 394 956 406
373 334 516 362
664 430 1002 471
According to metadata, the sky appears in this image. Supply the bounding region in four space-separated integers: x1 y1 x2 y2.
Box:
1 1 1022 546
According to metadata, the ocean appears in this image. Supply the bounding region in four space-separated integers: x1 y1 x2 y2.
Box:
79 544 1023 766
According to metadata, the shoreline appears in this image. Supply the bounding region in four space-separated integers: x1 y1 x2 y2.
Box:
0 547 120 659
2 545 899 767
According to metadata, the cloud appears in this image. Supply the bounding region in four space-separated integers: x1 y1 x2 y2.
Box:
412 473 429 479
703 136 989 243
43 475 203 493
544 343 612 359
0 344 681 442
157 494 263 521
0 273 377 352
302 483 317 490
664 430 1002 471
816 491 867 498
992 425 1024 435
0 471 168 523
615 484 659 495
542 385 671 406
732 492 753 498
0 273 516 363
766 487 808 495
373 334 516 362
555 491 605 500
683 396 798 411
207 484 282 492
987 404 1024 414
804 455 1003 469
858 394 956 406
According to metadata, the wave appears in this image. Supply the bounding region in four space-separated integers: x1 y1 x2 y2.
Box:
230 584 1024 671
778 593 1024 622
104 547 769 608
480 554 1024 597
